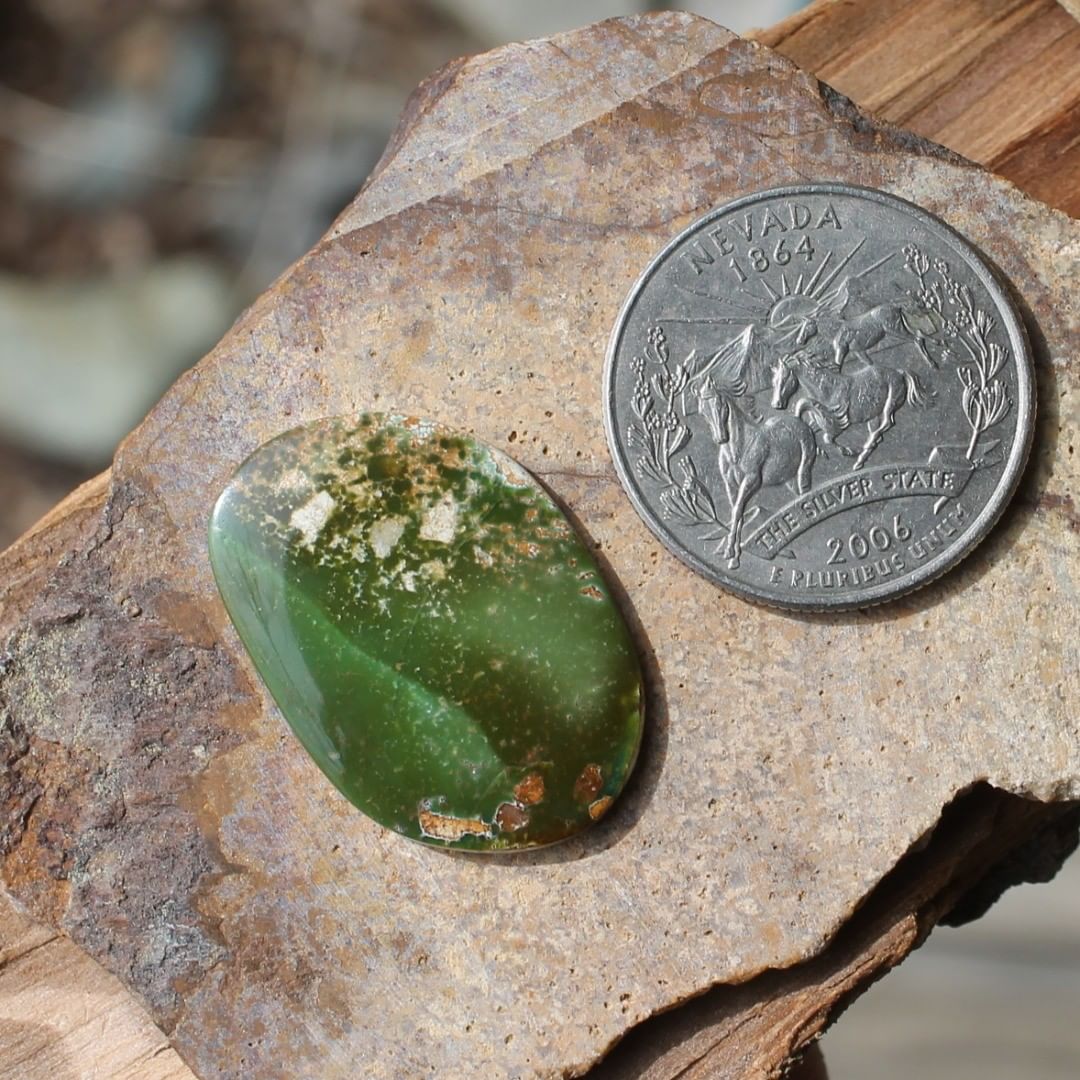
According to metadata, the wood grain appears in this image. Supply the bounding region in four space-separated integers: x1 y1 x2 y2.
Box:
0 1 1076 1077
0 893 194 1080
755 0 1080 216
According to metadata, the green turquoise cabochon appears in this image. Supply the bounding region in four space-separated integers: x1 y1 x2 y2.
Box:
208 414 644 851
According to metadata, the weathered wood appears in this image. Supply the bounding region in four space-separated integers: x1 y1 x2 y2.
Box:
0 892 194 1080
0 3 1076 1079
756 0 1080 217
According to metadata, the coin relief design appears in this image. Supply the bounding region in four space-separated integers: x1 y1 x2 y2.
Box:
605 185 1035 610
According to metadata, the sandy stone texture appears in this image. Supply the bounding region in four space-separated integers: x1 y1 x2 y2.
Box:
0 12 1076 1080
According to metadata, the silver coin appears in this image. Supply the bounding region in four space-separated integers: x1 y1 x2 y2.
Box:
604 184 1035 611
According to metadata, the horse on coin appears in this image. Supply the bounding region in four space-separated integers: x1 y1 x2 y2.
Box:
770 348 933 470
828 278 940 371
695 357 818 570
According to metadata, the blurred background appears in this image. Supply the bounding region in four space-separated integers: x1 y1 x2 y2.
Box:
0 1 1074 1076
0 0 805 546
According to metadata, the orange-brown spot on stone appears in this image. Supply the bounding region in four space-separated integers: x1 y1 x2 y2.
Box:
588 795 614 821
580 585 603 600
511 539 541 557
417 808 491 842
514 772 546 806
494 802 529 832
573 763 604 804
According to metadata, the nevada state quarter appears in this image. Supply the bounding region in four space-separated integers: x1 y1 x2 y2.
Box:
604 185 1035 610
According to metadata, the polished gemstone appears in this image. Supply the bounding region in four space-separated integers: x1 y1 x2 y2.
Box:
208 414 644 851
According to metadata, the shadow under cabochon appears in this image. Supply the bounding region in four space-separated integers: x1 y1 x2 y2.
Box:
208 414 644 851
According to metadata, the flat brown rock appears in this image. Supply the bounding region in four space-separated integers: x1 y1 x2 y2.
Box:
1 12 1077 1080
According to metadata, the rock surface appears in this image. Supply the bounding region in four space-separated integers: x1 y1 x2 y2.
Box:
0 12 1076 1080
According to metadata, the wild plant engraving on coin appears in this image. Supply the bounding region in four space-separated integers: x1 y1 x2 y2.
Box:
604 185 1035 610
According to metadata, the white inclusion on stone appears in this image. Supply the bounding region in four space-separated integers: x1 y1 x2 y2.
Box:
477 446 531 488
420 559 446 581
473 545 494 568
369 517 406 559
276 467 311 494
389 413 437 439
419 491 459 544
289 490 336 548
